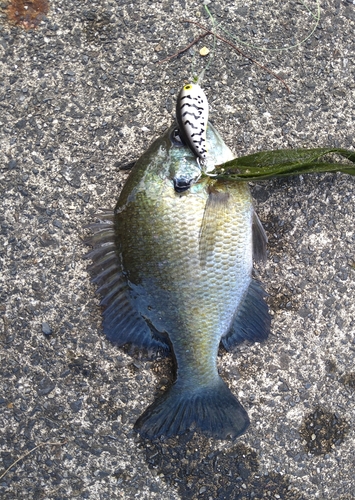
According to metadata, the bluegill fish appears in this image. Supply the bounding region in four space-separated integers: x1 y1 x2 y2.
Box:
86 122 270 440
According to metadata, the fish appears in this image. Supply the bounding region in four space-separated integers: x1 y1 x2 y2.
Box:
86 119 271 440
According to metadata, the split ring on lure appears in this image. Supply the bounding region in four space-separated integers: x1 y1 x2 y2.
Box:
176 83 209 164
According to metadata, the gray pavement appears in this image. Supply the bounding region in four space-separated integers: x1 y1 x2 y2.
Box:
0 0 354 498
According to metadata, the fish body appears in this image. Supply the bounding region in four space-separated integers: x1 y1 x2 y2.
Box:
87 122 270 439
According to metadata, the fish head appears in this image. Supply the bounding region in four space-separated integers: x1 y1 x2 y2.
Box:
117 121 235 207
168 126 201 192
165 122 235 192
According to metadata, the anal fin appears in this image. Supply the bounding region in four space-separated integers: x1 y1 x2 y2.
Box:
222 279 271 350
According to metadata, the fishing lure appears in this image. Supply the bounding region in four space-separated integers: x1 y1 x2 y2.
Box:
176 83 209 164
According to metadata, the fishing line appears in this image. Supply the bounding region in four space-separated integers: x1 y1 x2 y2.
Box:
218 0 321 53
180 1 319 90
192 3 218 84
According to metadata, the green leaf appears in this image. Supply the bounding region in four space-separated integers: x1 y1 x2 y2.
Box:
210 147 355 181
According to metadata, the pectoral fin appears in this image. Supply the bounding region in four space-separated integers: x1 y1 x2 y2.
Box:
199 189 230 266
252 212 268 262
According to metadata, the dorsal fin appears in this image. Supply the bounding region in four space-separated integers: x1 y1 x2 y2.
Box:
84 211 170 353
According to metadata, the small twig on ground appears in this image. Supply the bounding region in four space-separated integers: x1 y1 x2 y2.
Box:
181 19 290 93
0 440 67 481
158 31 210 64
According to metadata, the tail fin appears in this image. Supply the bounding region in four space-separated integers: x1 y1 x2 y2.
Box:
134 378 250 440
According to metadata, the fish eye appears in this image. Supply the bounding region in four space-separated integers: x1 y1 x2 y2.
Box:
173 177 193 193
170 128 185 147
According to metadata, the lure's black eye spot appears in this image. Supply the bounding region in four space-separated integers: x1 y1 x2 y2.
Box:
170 128 185 147
173 177 193 193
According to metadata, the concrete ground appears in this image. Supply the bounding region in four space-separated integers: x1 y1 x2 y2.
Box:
0 0 354 498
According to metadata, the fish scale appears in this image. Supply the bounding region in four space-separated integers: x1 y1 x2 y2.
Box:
117 181 252 359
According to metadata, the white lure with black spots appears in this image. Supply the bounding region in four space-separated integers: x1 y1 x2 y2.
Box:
176 83 209 163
